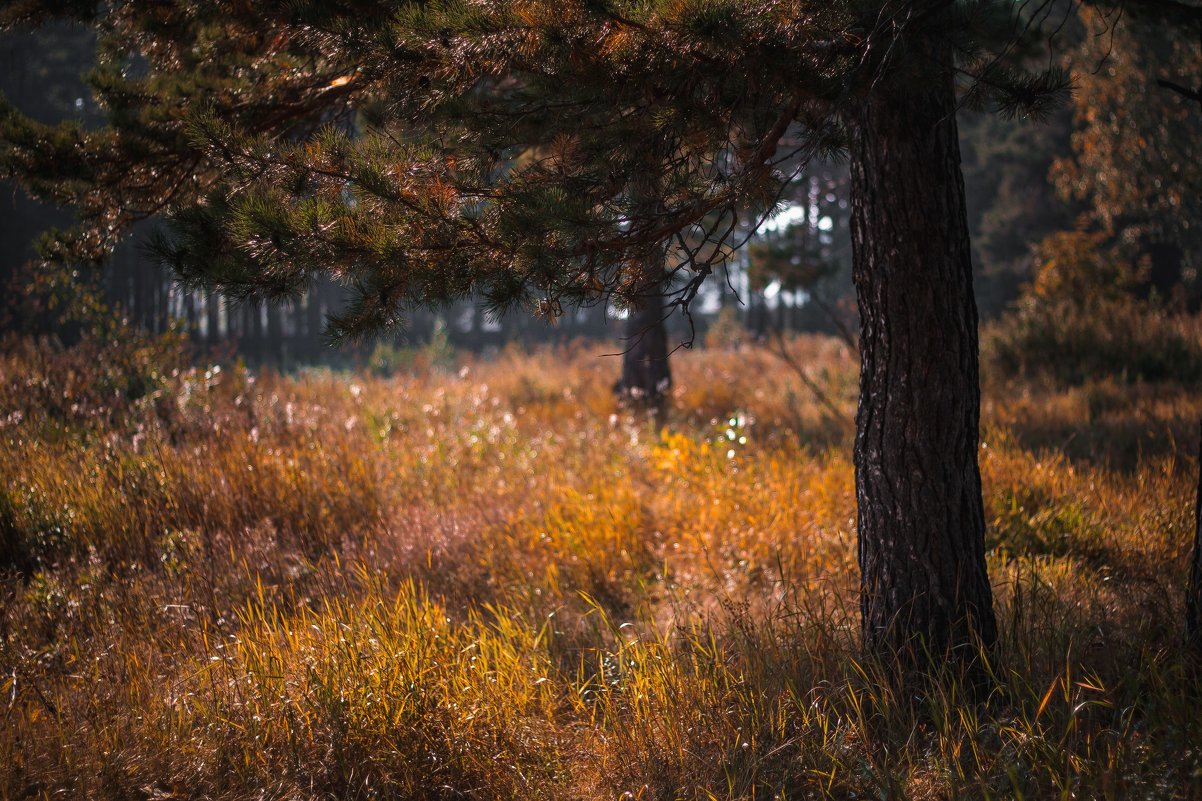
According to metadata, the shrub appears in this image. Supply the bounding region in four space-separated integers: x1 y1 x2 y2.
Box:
984 231 1202 385
367 319 456 376
985 295 1202 385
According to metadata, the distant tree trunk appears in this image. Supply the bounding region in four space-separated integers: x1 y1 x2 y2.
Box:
205 291 221 346
253 302 266 358
152 276 164 334
131 251 146 330
1189 419 1202 648
183 288 196 336
266 302 282 366
755 292 769 338
239 303 257 363
615 268 671 412
588 300 608 339
848 40 997 675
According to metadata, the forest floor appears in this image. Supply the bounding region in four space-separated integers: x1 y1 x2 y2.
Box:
2 333 1201 800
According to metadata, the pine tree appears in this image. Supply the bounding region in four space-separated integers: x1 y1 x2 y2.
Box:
746 162 854 342
614 172 673 409
1053 3 1202 307
0 0 1069 677
960 103 1077 317
613 262 673 412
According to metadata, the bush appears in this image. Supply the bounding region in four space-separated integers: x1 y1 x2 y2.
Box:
985 295 1202 385
367 319 456 376
984 231 1202 385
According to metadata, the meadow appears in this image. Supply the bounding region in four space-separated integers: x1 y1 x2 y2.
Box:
2 331 1201 800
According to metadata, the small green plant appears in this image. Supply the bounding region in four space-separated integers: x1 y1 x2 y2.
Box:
367 339 417 376
423 317 456 371
367 319 455 376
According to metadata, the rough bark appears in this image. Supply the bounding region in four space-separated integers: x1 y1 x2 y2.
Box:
1188 418 1202 647
615 275 671 412
848 43 997 672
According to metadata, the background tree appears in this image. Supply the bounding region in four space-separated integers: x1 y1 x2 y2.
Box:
747 162 855 345
960 105 1078 317
1052 4 1202 307
613 172 674 409
0 14 358 362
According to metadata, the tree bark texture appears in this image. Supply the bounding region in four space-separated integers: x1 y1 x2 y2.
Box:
848 44 998 669
615 275 671 411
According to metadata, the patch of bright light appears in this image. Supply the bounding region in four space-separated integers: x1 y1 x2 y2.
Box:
760 204 806 233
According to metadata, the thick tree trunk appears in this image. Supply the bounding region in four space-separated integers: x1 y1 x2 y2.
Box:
848 44 997 672
1188 419 1202 648
615 275 671 411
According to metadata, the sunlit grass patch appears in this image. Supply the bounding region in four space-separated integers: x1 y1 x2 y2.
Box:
185 579 569 799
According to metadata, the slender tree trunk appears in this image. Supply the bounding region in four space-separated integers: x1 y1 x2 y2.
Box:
306 285 324 361
184 288 197 337
240 303 257 363
1188 419 1202 648
253 301 266 361
615 270 671 411
848 42 997 673
205 291 221 346
266 302 282 366
131 252 146 330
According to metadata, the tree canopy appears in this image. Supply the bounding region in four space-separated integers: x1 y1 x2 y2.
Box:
0 0 1066 341
1053 4 1202 305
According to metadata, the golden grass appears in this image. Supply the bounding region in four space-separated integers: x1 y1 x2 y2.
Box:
2 333 1201 799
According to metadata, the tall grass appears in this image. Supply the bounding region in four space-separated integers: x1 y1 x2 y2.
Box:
2 331 1201 799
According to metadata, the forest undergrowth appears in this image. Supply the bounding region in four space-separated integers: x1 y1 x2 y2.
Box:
2 332 1201 800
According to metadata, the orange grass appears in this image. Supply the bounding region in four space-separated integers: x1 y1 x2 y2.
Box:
2 333 1201 799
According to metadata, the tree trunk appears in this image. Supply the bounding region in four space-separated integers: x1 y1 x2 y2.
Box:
848 43 997 673
615 274 671 412
183 287 197 337
240 303 258 363
205 291 221 345
1188 418 1202 648
266 301 282 366
306 284 324 361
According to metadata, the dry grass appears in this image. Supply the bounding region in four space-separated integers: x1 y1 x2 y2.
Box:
2 331 1201 800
